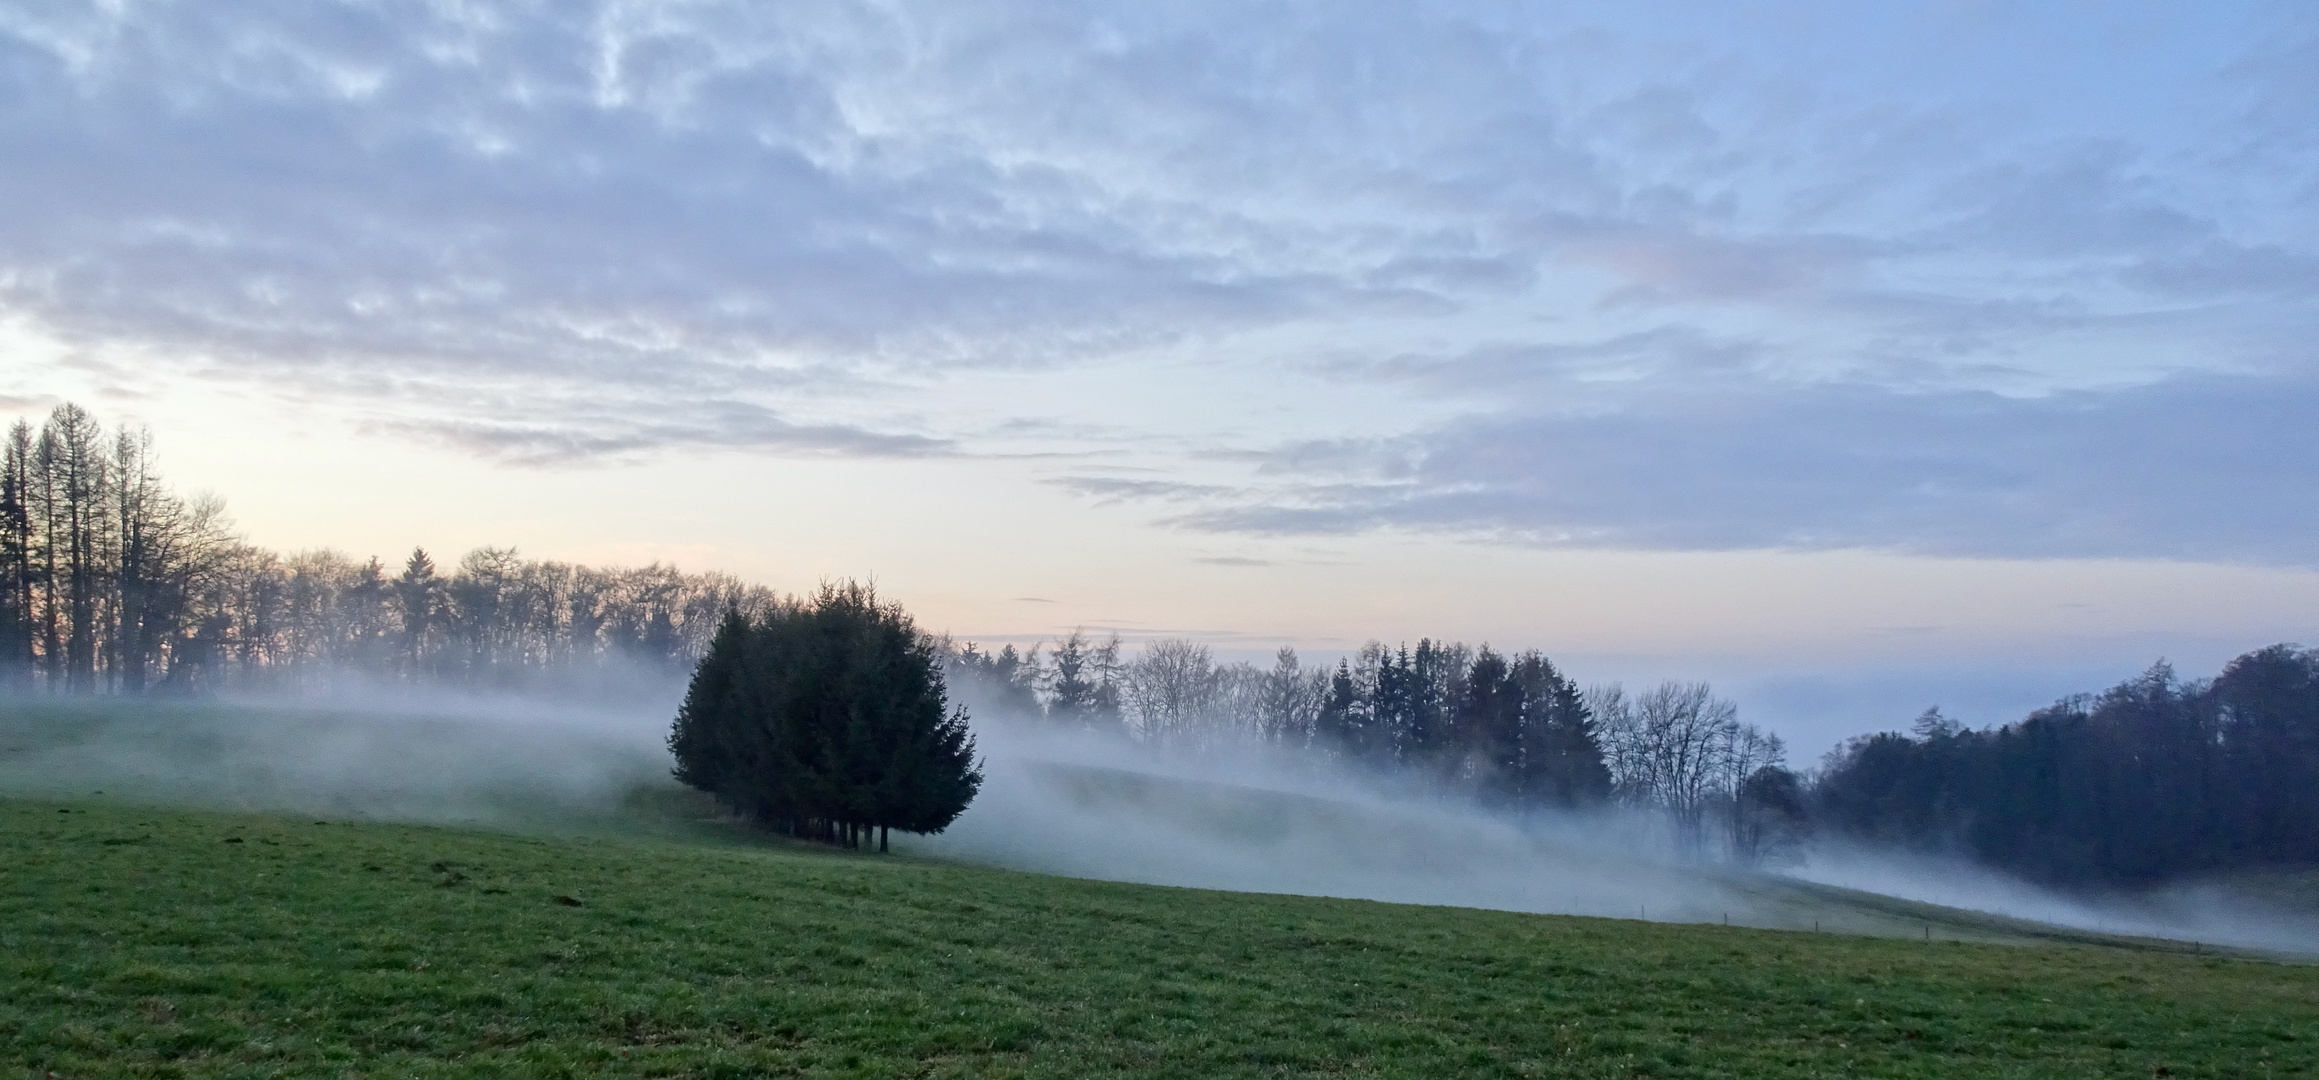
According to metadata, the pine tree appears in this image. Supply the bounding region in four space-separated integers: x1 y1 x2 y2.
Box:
395 548 438 676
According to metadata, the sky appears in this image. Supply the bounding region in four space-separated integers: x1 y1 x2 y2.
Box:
2 0 2315 758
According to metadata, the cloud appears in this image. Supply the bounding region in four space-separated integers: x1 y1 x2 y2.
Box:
1047 477 1234 505
1366 327 1766 392
0 1 1396 454
0 0 2312 503
1073 372 2319 565
369 407 952 467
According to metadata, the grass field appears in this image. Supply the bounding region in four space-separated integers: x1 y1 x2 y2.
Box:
5 796 2316 1078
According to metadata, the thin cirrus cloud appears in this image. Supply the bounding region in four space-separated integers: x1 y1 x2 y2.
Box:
0 1 2314 561
366 403 955 468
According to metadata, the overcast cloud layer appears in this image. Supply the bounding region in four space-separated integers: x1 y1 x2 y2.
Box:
3 1 2315 562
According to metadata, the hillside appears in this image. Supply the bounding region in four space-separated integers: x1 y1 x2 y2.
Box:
5 796 2315 1078
916 759 2319 951
10 697 2316 949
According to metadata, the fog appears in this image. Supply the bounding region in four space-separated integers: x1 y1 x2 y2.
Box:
912 718 1745 925
911 714 2319 955
0 678 679 828
5 690 2314 956
1791 844 2319 956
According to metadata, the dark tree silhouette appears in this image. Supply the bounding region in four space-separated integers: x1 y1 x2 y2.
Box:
669 582 981 850
0 402 788 695
1040 628 1123 733
1813 646 2319 886
1504 650 1610 809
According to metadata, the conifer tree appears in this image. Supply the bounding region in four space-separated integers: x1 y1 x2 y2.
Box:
1507 650 1610 808
668 609 753 811
1046 629 1101 727
668 582 980 849
1315 659 1359 758
395 548 439 676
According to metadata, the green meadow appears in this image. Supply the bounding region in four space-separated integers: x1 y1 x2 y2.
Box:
4 795 2315 1079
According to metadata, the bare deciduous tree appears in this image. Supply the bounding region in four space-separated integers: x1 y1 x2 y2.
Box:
1593 681 1785 859
1123 639 1223 750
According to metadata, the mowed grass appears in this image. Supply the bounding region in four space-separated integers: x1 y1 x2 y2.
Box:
3 799 2314 1079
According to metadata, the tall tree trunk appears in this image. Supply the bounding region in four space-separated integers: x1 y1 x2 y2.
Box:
40 404 111 695
0 423 32 688
34 425 61 691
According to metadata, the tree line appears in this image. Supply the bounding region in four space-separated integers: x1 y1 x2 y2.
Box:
946 632 1797 860
29 401 2312 882
0 402 779 695
1812 644 2319 887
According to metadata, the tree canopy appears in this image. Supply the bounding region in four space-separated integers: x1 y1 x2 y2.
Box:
668 582 982 851
1812 645 2319 886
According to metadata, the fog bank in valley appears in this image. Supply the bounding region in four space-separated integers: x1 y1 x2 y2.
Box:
6 687 2314 957
911 715 2319 955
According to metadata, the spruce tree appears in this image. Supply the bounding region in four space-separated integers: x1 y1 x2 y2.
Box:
668 609 751 811
1046 629 1098 727
668 582 981 849
1315 659 1359 757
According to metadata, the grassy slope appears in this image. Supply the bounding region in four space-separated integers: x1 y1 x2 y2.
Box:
4 798 2315 1079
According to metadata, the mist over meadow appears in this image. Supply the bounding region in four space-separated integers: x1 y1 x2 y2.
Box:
6 9 2319 1077
2 398 2316 955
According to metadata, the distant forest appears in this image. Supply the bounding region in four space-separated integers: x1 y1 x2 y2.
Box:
1814 646 2319 887
951 635 1801 862
0 403 781 695
8 402 2316 886
947 624 2319 886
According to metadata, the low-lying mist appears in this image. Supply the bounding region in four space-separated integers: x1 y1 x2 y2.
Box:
0 676 681 828
911 713 2319 954
1789 844 2319 956
915 722 1751 924
6 688 2314 956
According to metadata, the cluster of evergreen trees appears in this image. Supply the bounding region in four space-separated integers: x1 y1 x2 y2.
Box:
668 583 981 850
950 635 1611 806
0 403 777 695
1813 645 2319 887
1305 641 1618 812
